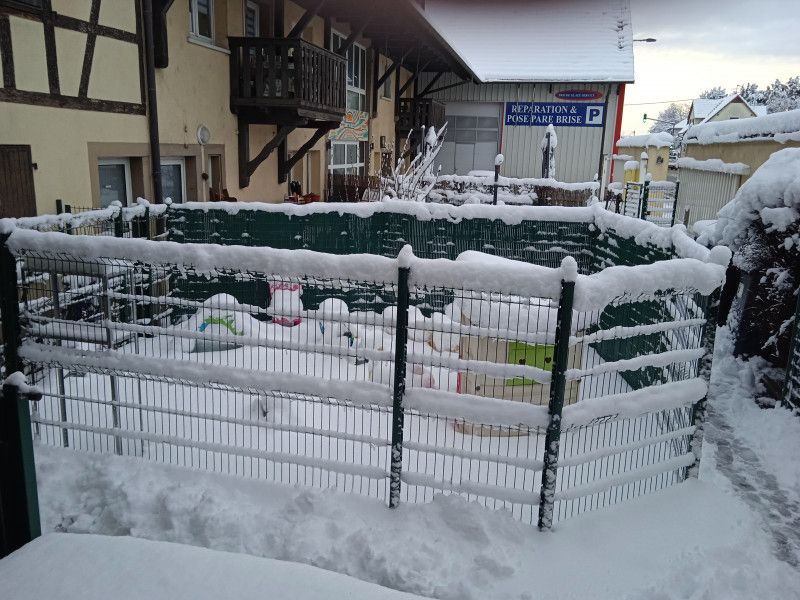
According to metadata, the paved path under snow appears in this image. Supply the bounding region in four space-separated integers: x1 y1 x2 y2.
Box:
706 405 800 569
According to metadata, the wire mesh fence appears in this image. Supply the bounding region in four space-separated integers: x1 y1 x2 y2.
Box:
2 206 724 529
622 181 678 227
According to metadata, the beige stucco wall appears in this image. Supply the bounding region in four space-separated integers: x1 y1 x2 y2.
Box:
1 104 148 213
1 7 145 214
2 0 411 211
616 144 670 182
683 139 800 182
707 100 755 123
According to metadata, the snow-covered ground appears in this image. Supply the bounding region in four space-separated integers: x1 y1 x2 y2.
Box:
31 446 799 600
0 534 427 600
31 326 800 600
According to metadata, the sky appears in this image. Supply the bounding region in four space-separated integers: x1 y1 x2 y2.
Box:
621 0 800 135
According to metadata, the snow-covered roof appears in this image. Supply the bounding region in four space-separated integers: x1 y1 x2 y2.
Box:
684 108 800 145
419 0 634 83
616 131 673 149
690 94 760 125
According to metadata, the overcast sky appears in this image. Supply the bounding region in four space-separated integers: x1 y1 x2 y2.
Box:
621 0 800 135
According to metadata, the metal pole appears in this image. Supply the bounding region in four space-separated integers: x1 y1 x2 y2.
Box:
142 0 163 205
0 234 42 556
389 262 410 508
687 288 720 478
538 258 576 530
670 181 681 227
101 274 123 456
639 180 650 221
49 273 68 448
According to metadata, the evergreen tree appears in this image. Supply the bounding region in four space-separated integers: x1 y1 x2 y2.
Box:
699 86 727 99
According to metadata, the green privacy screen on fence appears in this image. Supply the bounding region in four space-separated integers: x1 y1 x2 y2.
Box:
163 202 684 391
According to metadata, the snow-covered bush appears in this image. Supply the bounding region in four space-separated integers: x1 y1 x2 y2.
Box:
382 124 447 202
714 148 800 362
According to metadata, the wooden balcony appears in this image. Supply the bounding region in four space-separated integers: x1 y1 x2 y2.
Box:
397 98 446 134
229 37 347 124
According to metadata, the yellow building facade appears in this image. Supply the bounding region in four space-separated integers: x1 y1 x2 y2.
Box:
0 0 427 215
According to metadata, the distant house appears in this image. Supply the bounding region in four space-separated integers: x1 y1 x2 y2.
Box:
417 0 634 182
687 94 763 126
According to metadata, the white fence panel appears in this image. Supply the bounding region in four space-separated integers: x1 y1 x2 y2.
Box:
675 168 743 227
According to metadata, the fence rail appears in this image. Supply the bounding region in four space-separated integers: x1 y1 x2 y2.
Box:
1 213 726 529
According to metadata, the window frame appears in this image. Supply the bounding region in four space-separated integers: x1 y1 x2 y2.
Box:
380 55 393 100
189 0 215 43
97 158 133 208
328 140 365 175
332 30 367 111
161 157 188 204
244 0 260 37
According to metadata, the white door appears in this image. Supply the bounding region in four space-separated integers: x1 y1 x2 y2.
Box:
438 103 501 175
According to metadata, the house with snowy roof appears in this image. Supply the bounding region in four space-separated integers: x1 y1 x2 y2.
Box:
416 0 634 182
687 94 764 127
675 108 800 226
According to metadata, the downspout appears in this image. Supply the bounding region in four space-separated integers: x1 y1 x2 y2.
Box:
142 0 163 204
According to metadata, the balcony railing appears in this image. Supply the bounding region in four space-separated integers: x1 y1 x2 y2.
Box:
229 37 347 122
397 98 446 133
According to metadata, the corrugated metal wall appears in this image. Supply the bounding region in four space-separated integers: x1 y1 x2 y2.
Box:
674 168 743 226
419 74 621 182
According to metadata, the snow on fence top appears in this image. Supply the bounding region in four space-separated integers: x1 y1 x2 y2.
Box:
420 0 634 83
430 174 599 193
683 108 800 145
1 201 728 267
4 217 728 312
616 132 674 149
676 157 750 176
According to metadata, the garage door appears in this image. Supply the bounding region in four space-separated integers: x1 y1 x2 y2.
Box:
437 103 501 175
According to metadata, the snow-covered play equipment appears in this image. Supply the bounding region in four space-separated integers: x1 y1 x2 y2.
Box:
2 199 729 528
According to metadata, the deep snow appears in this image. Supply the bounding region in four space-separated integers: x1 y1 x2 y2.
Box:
0 534 426 600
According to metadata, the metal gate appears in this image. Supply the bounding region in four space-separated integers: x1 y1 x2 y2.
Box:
0 145 37 218
623 181 677 227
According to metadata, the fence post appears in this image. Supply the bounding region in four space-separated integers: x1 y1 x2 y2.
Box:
687 288 720 479
639 180 651 221
538 257 577 530
389 250 411 508
0 234 42 556
113 204 124 238
670 181 680 227
492 153 504 206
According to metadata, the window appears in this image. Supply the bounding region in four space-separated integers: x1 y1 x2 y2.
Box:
189 0 214 41
161 158 187 203
332 31 367 111
328 141 365 175
381 56 393 99
244 0 259 37
98 159 133 208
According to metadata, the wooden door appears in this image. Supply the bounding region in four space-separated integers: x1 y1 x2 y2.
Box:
0 145 37 218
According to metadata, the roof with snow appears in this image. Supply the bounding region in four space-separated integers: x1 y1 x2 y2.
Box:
684 109 800 145
689 94 760 125
617 131 674 149
419 0 634 83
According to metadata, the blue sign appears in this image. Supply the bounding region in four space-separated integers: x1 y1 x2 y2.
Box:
505 102 605 127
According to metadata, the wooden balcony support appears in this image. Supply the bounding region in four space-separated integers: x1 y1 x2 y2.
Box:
279 126 332 184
